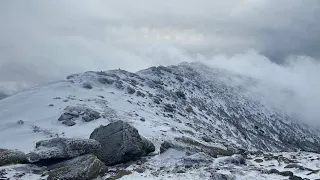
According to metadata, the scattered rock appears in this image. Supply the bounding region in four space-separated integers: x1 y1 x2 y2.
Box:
177 169 186 173
82 82 93 89
17 120 24 125
98 78 114 85
289 175 303 180
202 136 212 142
48 104 54 107
278 171 294 177
164 104 175 113
222 155 246 165
62 119 76 126
127 86 136 94
27 138 101 164
0 149 27 166
136 91 145 97
175 137 234 157
254 159 264 163
175 91 186 100
82 110 101 122
210 173 233 180
98 95 105 99
90 120 155 165
153 98 161 104
47 154 107 180
58 113 78 122
106 169 132 180
53 97 61 100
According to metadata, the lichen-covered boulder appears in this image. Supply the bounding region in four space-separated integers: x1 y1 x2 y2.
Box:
47 154 107 180
90 120 155 165
0 148 27 166
27 138 101 163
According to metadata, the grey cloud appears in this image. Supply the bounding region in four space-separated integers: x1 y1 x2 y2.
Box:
0 0 320 93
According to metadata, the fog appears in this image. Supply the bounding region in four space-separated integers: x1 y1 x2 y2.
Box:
0 0 319 124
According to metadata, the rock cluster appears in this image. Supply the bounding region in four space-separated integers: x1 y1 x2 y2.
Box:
0 121 155 180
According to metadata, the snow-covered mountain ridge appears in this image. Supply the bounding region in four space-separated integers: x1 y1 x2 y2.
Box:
0 62 319 153
0 62 319 180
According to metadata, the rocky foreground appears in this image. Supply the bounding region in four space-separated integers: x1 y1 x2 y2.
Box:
1 120 319 180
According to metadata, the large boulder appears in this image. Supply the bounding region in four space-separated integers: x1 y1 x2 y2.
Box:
89 120 155 165
27 138 101 163
47 154 107 180
0 148 27 166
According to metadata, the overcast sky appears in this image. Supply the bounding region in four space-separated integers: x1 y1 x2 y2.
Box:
0 0 320 125
0 0 320 91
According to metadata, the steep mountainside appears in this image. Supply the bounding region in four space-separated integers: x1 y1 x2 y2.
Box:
0 62 319 179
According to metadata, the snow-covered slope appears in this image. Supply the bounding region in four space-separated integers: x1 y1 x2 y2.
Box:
0 62 319 153
1 62 320 180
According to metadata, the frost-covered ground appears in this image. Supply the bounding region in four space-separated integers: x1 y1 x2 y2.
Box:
0 63 319 179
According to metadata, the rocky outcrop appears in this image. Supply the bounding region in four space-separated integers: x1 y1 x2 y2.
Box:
0 148 27 166
27 138 101 163
90 120 155 165
47 154 107 180
58 106 101 126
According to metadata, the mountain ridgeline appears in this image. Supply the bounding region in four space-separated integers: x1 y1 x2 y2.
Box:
66 62 320 153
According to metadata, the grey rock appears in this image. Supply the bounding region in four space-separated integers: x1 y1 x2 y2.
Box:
175 91 186 100
210 173 235 180
140 117 146 122
82 82 93 89
17 120 24 125
202 136 212 142
98 78 114 85
127 86 136 94
221 154 246 165
58 113 77 121
82 110 101 122
0 149 27 166
90 120 155 165
136 91 145 97
62 119 76 126
27 138 101 163
47 154 107 180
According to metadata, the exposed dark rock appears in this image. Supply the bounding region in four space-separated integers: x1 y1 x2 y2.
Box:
0 149 27 166
82 82 93 89
254 159 264 163
136 91 145 97
27 138 101 164
175 75 184 82
164 104 175 113
175 137 234 157
210 173 233 180
127 86 136 94
185 105 195 114
153 98 161 104
98 78 114 85
89 120 155 165
17 120 24 125
202 136 212 142
62 119 76 126
289 176 303 180
47 154 107 180
140 117 146 122
278 171 294 177
82 110 101 122
175 91 186 100
58 113 77 122
222 155 246 165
